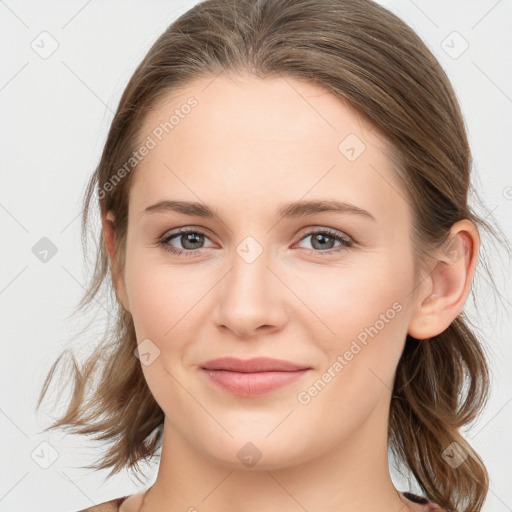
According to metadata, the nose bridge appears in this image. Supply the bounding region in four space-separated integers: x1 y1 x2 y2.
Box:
214 234 285 335
228 236 273 309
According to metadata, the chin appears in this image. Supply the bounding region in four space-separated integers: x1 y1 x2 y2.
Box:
208 448 307 472
193 430 313 471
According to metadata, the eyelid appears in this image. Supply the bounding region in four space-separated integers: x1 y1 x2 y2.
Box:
159 227 217 251
294 225 353 244
292 227 354 255
159 225 353 242
158 225 354 257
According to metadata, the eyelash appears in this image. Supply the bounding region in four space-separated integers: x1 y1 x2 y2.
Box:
158 227 354 257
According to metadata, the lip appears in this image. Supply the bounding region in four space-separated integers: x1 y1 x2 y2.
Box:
200 357 311 397
201 356 310 372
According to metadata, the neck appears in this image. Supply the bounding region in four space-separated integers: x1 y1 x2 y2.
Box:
141 399 412 512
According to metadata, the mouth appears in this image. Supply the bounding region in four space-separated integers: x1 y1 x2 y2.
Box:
200 357 311 397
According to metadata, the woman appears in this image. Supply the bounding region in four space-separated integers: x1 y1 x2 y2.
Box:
38 0 501 510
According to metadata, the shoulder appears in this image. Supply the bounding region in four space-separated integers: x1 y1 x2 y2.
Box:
73 496 129 512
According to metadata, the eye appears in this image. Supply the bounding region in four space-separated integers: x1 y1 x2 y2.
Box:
295 228 353 255
158 227 353 257
158 228 215 256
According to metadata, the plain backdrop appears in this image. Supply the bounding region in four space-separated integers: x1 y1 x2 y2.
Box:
1 1 511 511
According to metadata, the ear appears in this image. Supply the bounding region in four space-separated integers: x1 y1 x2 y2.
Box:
407 219 479 340
102 210 130 312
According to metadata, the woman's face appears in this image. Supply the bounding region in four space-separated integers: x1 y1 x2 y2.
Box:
115 74 421 469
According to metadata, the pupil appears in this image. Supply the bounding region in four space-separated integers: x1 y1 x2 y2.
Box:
314 234 333 250
183 233 203 249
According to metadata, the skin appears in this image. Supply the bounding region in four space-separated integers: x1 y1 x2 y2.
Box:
102 73 478 512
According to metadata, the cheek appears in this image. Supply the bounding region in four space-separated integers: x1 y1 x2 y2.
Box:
125 261 196 404
295 273 410 424
124 256 217 365
322 258 413 384
293 257 414 396
123 249 188 341
294 258 411 338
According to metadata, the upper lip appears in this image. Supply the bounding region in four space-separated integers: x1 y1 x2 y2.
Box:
201 357 310 373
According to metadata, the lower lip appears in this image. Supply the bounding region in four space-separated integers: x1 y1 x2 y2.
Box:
201 369 310 397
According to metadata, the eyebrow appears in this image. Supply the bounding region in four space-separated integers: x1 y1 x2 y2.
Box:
141 199 376 222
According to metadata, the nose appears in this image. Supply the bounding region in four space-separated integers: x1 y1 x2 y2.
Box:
213 244 288 339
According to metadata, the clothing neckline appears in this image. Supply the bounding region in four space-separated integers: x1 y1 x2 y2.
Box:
113 490 439 511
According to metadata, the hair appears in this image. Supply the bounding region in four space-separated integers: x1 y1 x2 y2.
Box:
37 1 509 510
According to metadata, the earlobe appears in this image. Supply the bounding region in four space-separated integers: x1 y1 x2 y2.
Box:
407 220 479 340
102 211 117 263
101 210 131 313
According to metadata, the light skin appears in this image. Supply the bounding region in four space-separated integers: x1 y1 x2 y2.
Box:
101 73 479 512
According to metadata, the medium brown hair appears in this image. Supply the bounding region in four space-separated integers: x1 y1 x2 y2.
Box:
38 1 507 510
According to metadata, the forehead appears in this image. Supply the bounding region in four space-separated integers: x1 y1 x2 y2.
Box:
129 74 408 226
141 73 386 151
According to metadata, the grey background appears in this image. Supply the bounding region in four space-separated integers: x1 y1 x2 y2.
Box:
1 1 511 511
